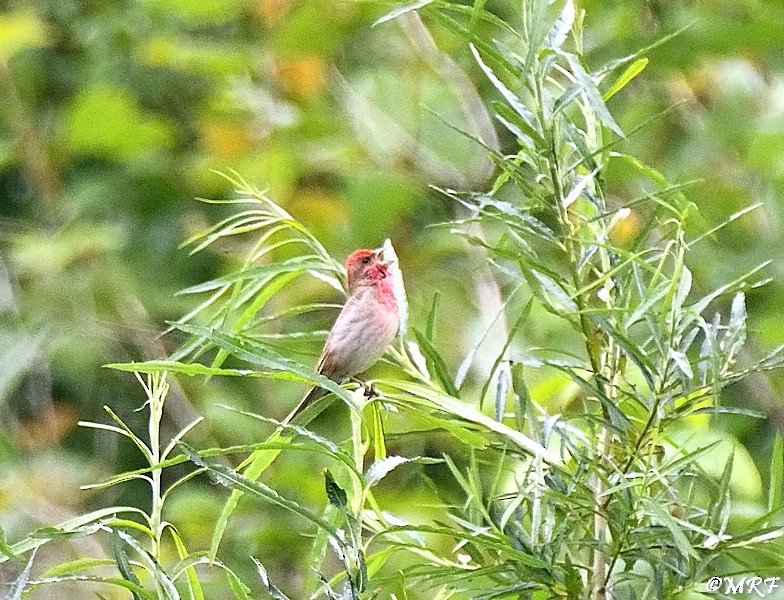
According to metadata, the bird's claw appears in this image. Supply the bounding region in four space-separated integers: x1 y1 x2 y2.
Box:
349 377 378 398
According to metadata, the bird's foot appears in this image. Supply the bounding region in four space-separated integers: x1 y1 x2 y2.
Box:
349 377 378 398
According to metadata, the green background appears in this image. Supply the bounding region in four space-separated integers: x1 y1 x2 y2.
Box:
1 0 783 596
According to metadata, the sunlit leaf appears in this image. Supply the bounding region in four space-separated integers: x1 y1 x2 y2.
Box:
544 0 574 50
252 557 291 600
3 549 36 600
365 455 441 488
602 57 648 101
373 0 435 27
470 44 541 137
561 52 624 137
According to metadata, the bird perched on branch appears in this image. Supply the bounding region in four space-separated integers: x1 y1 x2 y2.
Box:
285 246 400 421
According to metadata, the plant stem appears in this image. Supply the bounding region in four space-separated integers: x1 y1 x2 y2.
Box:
147 373 168 562
350 400 365 517
535 62 617 597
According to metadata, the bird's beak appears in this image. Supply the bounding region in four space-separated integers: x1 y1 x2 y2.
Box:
373 247 392 267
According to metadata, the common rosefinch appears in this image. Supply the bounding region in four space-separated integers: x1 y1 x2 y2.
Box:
285 246 400 421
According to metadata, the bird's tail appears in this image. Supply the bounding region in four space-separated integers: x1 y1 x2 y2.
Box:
281 385 328 426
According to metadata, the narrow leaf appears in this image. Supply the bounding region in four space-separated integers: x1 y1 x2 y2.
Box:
0 528 18 562
176 257 327 295
373 0 434 27
412 328 459 397
602 57 648 101
385 381 563 467
562 168 599 208
252 557 291 600
769 433 784 517
182 443 344 545
106 361 261 378
544 0 574 50
168 528 205 600
641 498 700 559
562 52 624 137
110 530 143 600
4 549 36 600
170 322 357 411
425 291 440 341
365 455 441 488
470 44 541 136
324 470 349 513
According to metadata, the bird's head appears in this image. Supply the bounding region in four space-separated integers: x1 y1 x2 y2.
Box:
345 247 391 292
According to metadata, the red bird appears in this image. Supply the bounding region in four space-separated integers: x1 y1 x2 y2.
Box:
287 247 400 420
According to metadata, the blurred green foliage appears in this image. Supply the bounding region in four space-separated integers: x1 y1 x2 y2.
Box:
1 0 784 597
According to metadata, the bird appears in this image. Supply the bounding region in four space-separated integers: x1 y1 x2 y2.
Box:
283 246 400 423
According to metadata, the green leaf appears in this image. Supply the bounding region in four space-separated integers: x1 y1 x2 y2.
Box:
710 451 734 530
182 443 345 545
0 507 148 566
525 0 550 67
219 406 359 475
384 380 563 467
640 497 699 560
769 433 784 517
105 360 262 378
438 2 521 36
371 403 386 462
479 299 532 411
170 322 357 411
102 405 154 464
425 10 519 78
543 0 574 50
511 363 532 434
324 470 349 513
355 549 368 592
425 291 440 341
390 404 489 448
602 57 648 101
373 0 434 27
168 528 205 600
725 292 747 361
609 152 677 203
252 557 291 600
0 527 18 562
524 268 578 314
470 44 541 137
588 313 657 393
561 52 624 137
716 525 784 549
493 102 536 150
365 455 442 488
208 392 336 560
412 328 459 398
110 530 143 600
4 549 36 600
41 557 116 578
224 564 253 600
114 529 179 600
379 523 555 571
176 257 327 295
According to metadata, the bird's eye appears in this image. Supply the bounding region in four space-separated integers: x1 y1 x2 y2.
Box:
361 256 371 264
